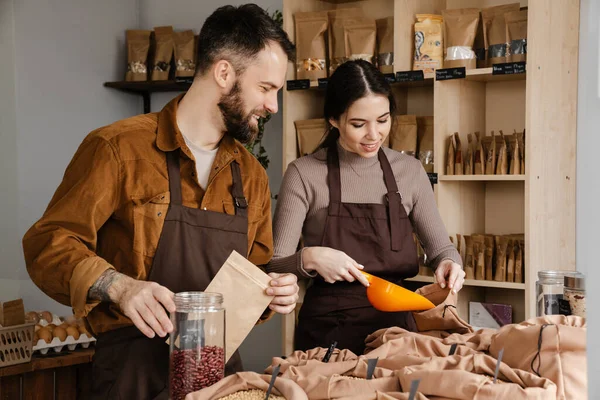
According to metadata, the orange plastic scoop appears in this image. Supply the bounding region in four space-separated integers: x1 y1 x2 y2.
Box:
361 271 435 312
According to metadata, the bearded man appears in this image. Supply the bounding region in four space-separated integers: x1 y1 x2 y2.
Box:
22 4 298 399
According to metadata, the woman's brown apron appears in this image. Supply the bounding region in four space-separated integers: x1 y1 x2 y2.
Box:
295 146 419 356
89 150 248 399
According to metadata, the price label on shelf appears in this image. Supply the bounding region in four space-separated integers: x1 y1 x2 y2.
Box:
317 78 328 89
396 70 424 83
286 79 310 91
435 67 466 81
492 62 527 75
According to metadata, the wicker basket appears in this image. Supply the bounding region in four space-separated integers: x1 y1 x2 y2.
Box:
0 323 35 367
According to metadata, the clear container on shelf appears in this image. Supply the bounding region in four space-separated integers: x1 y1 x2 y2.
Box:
536 270 570 317
169 292 225 400
564 273 586 318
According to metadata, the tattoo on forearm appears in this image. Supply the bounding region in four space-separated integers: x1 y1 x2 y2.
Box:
88 269 122 302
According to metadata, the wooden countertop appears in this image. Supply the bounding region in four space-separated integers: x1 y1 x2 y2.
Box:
0 348 94 378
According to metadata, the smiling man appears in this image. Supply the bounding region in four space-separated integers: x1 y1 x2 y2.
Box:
22 4 297 399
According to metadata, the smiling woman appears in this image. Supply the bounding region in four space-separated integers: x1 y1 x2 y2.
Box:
266 60 464 356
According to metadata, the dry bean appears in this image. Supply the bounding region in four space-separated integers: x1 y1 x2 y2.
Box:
170 346 225 400
218 389 285 400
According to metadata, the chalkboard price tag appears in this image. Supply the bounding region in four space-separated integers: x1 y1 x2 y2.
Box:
436 67 466 81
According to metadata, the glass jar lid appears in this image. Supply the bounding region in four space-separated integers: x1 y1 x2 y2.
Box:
564 273 585 290
538 270 570 279
174 291 223 311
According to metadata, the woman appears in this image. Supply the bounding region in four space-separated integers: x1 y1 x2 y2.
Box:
267 60 464 355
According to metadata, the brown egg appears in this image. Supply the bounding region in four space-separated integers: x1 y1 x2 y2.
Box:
53 326 67 342
58 322 70 330
37 328 52 344
33 332 39 343
25 311 40 323
78 324 91 337
39 311 53 324
66 326 80 340
46 324 57 334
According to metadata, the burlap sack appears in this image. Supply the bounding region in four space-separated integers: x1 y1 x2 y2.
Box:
266 347 358 375
412 283 473 334
364 326 495 354
281 359 395 381
275 358 399 399
337 391 429 400
184 371 308 400
364 332 480 367
488 315 587 400
397 353 557 400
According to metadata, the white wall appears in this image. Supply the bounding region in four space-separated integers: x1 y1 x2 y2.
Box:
138 0 285 372
576 0 599 397
0 0 139 313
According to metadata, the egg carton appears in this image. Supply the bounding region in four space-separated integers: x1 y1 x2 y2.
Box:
33 333 96 355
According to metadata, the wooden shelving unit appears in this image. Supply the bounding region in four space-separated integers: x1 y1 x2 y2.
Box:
405 275 526 290
281 0 579 355
103 80 192 113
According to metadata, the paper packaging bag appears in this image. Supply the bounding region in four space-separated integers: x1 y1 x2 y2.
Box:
377 17 394 74
328 8 362 74
482 3 520 67
344 18 377 64
174 30 196 77
417 116 434 172
125 30 151 81
295 118 326 156
150 26 174 81
295 11 328 80
205 251 273 362
413 14 444 73
505 10 528 63
389 115 417 156
442 8 480 70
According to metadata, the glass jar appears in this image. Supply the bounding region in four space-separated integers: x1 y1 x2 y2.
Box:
536 270 570 317
564 273 586 318
169 292 225 400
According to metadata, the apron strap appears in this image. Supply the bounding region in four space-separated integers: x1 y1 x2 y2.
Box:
230 161 248 218
326 146 342 215
166 151 182 206
378 149 403 251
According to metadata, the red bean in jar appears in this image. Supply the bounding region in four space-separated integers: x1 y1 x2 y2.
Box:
169 292 225 400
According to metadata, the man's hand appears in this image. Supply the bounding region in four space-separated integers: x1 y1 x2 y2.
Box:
88 269 176 338
265 273 299 314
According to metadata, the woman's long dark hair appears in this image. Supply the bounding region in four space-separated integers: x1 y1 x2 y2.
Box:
317 60 397 150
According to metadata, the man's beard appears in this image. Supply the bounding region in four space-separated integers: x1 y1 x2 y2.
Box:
217 81 260 144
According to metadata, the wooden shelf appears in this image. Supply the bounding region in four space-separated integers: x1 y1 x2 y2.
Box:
104 80 191 94
405 275 526 290
439 175 525 182
287 73 434 93
464 67 526 82
104 80 191 113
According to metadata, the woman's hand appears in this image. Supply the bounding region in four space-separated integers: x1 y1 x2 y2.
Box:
434 259 465 294
302 247 370 287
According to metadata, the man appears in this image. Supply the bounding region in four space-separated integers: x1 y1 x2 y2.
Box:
22 4 297 399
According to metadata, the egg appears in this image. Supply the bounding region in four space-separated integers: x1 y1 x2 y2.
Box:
33 332 39 343
66 326 80 340
78 324 91 337
58 322 70 330
37 328 52 344
25 311 40 323
53 326 67 342
46 324 57 334
34 324 42 332
39 311 53 324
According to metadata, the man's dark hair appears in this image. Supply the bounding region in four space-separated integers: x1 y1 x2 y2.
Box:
195 4 295 76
